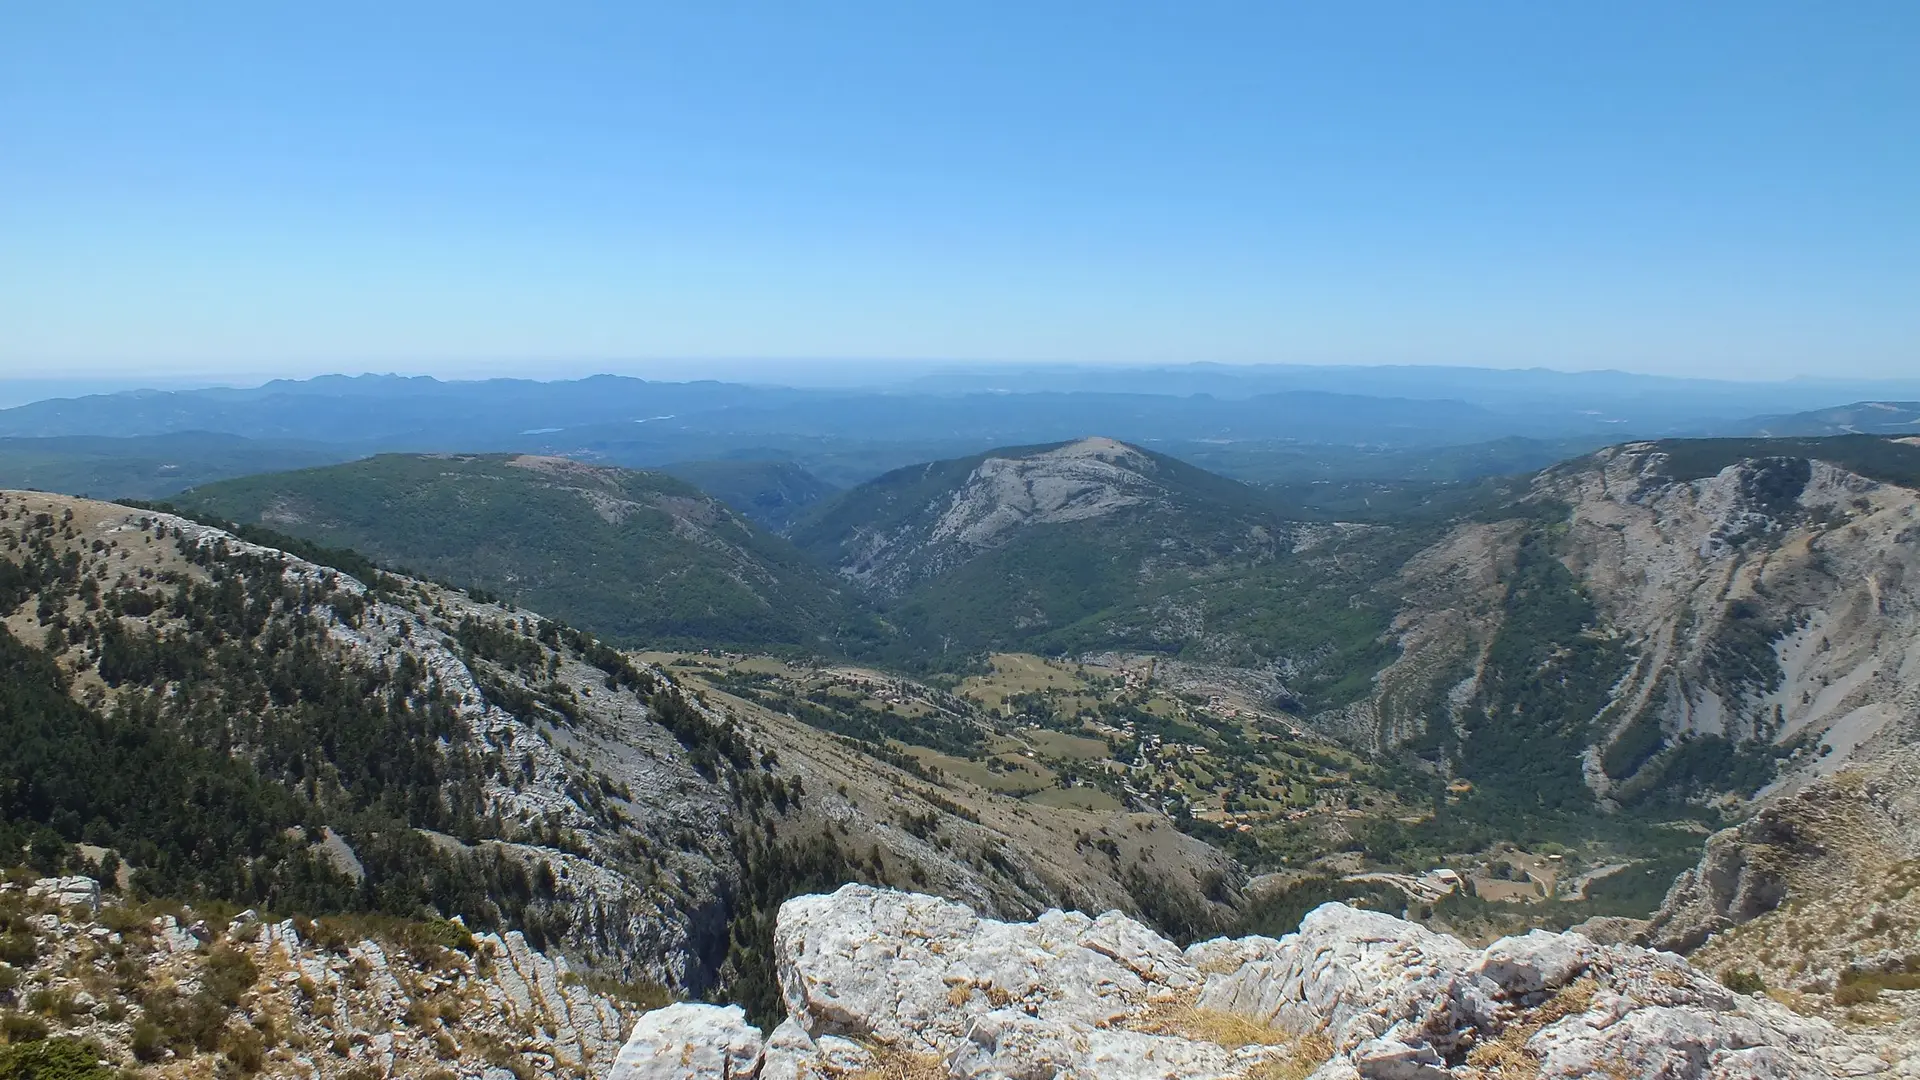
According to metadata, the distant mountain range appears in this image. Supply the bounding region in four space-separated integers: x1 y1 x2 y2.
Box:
1 361 1917 514
1740 400 1920 437
5 369 1920 495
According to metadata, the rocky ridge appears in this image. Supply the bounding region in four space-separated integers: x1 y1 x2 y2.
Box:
792 437 1287 600
608 884 1907 1080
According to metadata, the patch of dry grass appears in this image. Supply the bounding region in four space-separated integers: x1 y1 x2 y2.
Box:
1128 999 1333 1079
846 1046 948 1080
1240 1032 1335 1080
1132 1001 1291 1049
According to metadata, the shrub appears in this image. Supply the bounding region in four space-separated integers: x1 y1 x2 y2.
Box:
0 937 36 970
0 1013 47 1044
201 946 258 1006
128 1022 164 1063
1832 980 1880 1006
221 1022 266 1073
0 1036 114 1080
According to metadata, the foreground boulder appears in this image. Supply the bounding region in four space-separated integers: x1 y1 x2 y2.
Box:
612 884 1894 1079
609 1002 765 1080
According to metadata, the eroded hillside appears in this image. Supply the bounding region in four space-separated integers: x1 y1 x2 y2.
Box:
1364 439 1920 812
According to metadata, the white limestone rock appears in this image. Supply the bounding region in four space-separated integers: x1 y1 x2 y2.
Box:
1193 902 1479 1053
775 883 1198 1054
759 1018 875 1080
608 1002 764 1080
751 888 1881 1080
27 875 100 915
947 1010 1289 1080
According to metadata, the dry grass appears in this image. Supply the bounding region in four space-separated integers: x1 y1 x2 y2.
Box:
1240 1032 1335 1080
1465 977 1598 1078
845 1046 949 1080
1132 1001 1292 1049
1128 1000 1333 1080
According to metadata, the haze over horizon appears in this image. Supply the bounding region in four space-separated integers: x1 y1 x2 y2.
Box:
4 2 1916 381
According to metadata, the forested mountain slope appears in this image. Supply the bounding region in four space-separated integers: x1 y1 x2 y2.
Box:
0 489 1237 1029
169 453 882 652
656 459 838 532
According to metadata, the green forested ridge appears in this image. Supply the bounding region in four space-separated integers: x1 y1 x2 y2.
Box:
0 499 785 959
1645 434 1920 487
172 453 886 653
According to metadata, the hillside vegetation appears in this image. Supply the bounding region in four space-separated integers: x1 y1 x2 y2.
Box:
171 454 884 653
656 459 838 532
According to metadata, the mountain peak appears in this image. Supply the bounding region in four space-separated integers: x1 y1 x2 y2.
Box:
1042 434 1150 462
929 437 1163 550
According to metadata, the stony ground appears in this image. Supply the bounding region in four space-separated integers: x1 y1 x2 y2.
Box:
0 874 641 1079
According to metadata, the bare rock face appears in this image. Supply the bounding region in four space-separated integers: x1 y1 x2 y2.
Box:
1642 806 1808 954
606 884 1885 1080
1368 447 1920 798
927 438 1161 552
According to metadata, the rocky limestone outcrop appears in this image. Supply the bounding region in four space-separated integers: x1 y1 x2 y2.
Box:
0 875 637 1078
608 1003 765 1080
608 884 1897 1080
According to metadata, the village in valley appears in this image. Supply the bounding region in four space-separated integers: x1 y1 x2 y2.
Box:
634 647 1648 920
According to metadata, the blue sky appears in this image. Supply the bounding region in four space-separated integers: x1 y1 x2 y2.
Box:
2 2 1915 379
